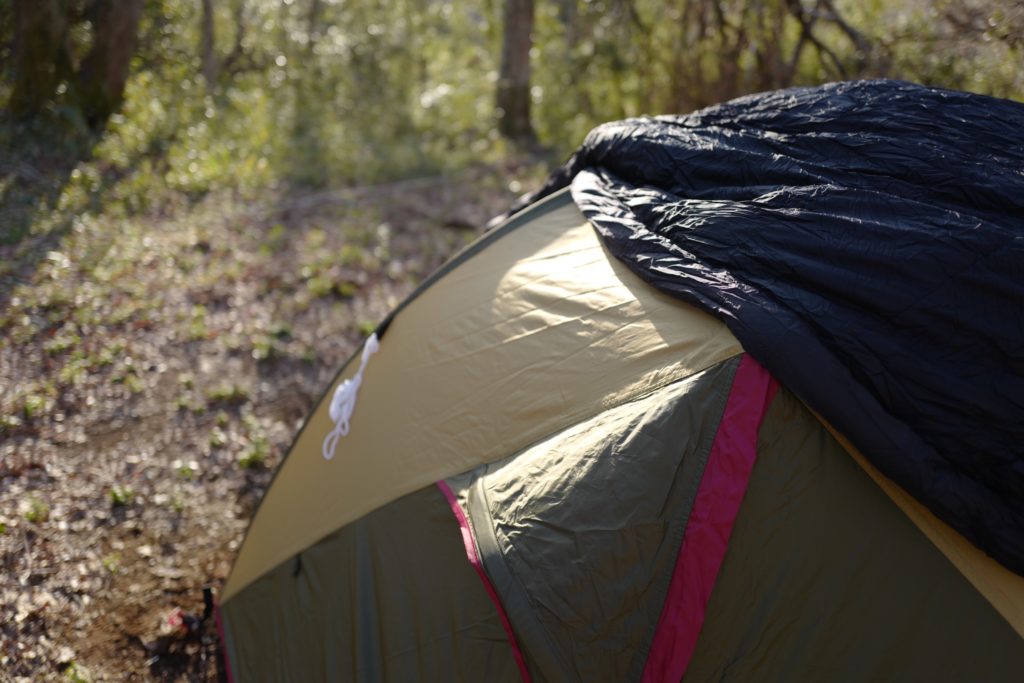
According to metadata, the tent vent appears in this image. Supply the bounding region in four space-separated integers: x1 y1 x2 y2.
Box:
322 333 380 460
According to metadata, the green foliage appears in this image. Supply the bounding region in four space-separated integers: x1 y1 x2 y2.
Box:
208 428 227 448
101 553 121 574
0 415 22 435
357 319 377 337
238 434 269 469
25 495 49 524
173 458 199 480
64 661 92 683
187 305 210 341
108 485 134 507
112 369 144 394
0 0 1020 248
22 392 51 419
206 383 249 405
44 331 81 356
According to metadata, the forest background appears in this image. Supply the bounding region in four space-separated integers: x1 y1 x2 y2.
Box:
1 1 1022 681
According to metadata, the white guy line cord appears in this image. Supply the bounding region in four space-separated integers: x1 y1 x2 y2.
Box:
322 333 380 460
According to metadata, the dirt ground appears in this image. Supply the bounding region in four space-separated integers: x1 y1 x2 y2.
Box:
0 165 537 681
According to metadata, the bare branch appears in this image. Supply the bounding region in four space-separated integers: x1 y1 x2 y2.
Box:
785 0 848 79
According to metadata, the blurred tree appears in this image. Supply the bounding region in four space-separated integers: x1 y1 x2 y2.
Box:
200 0 219 86
9 0 69 120
497 0 536 143
76 0 145 127
8 0 143 129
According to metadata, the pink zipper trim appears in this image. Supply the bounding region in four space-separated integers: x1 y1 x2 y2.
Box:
642 354 779 682
214 599 236 683
436 480 533 682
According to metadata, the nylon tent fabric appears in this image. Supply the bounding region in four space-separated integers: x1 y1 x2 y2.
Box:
443 356 740 682
685 387 1024 681
221 190 741 602
220 486 527 681
514 79 1024 575
219 149 1024 680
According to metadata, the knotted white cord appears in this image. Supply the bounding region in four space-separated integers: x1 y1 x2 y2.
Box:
322 333 380 460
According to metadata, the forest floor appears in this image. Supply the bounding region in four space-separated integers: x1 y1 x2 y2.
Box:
0 162 542 681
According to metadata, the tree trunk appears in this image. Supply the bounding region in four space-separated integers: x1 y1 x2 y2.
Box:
200 0 219 87
76 0 144 129
9 0 68 119
496 0 536 144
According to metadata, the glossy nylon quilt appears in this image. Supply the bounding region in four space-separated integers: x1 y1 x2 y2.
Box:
517 80 1024 574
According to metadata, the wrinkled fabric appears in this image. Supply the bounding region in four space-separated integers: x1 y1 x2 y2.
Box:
445 358 740 682
642 356 778 682
686 387 1024 681
517 80 1024 574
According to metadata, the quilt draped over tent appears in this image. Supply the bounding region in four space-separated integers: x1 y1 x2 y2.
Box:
517 79 1024 575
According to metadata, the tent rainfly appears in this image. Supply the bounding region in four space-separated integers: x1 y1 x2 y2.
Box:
218 80 1024 681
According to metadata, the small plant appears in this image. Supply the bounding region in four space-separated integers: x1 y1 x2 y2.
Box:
113 368 144 393
44 332 80 355
170 495 185 514
260 224 286 255
301 346 316 363
101 553 120 574
215 410 230 428
64 661 92 683
269 321 292 340
59 358 89 386
109 485 134 507
208 428 227 448
0 414 22 434
173 459 197 480
187 318 208 340
207 383 248 405
25 496 49 524
239 435 269 469
335 280 359 298
223 333 244 352
123 373 144 393
109 303 137 326
22 393 49 419
251 335 279 361
305 274 333 298
95 347 117 367
339 243 366 267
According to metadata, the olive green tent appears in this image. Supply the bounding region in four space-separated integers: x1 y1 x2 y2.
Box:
218 189 1024 681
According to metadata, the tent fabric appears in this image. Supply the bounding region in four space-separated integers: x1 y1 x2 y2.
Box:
685 387 1024 681
220 486 526 682
444 356 740 682
641 355 777 683
436 480 532 681
441 352 1023 682
816 410 1024 638
514 79 1024 575
223 191 742 600
219 169 1024 680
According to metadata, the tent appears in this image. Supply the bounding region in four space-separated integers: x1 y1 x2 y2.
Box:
218 81 1024 681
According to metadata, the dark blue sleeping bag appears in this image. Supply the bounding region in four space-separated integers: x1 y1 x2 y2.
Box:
520 80 1024 574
